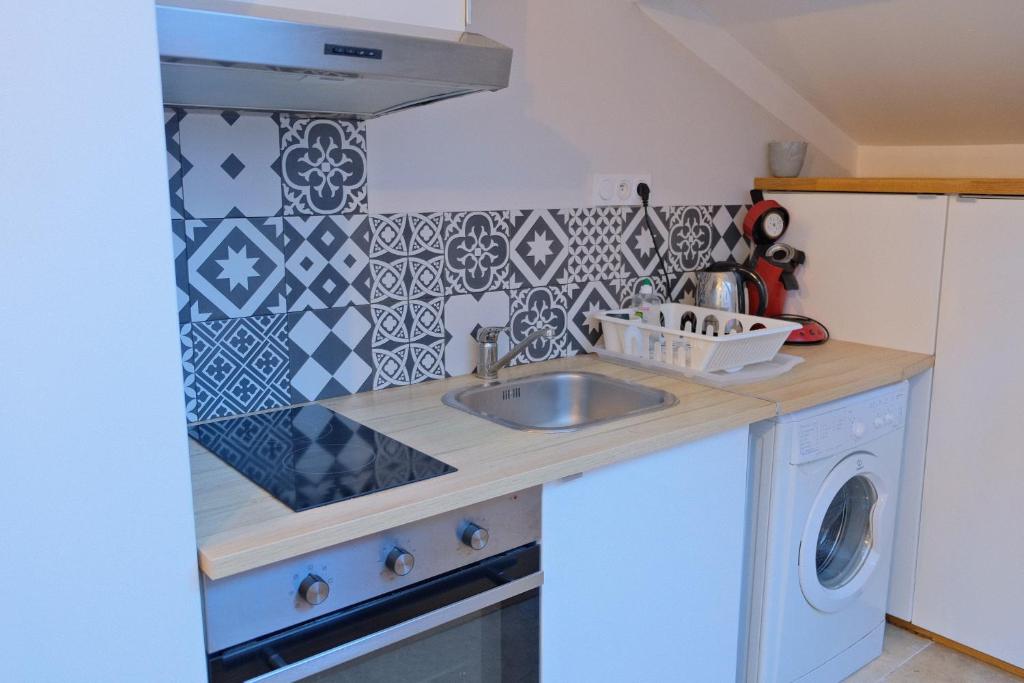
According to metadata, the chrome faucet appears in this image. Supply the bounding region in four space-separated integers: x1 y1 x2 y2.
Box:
476 325 555 381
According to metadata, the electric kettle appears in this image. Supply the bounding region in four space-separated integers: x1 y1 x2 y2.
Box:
694 262 769 316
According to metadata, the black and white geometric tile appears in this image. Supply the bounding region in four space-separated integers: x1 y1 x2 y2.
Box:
405 213 445 300
621 206 670 277
442 292 510 377
191 314 290 420
179 323 198 423
444 211 511 295
369 301 411 390
408 297 445 384
565 280 619 354
367 214 411 303
671 272 698 303
509 286 569 364
288 307 373 402
185 217 287 321
164 108 188 220
172 220 189 323
164 111 772 422
662 205 716 271
370 299 410 347
561 207 624 283
283 215 372 311
508 209 569 289
710 204 750 264
280 115 367 217
178 109 283 219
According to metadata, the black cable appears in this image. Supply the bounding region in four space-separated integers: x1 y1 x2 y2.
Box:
636 183 677 302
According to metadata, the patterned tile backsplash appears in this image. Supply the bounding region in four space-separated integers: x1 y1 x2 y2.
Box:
166 108 750 421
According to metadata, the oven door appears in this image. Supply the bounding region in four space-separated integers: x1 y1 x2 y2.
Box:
208 544 541 683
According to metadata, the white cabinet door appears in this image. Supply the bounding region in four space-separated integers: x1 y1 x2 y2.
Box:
764 191 947 622
913 197 1024 668
541 427 750 682
231 0 467 32
763 192 946 354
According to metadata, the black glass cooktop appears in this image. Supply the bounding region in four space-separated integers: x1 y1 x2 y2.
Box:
188 405 456 512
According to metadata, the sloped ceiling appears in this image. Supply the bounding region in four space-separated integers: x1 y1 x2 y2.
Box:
642 0 1024 146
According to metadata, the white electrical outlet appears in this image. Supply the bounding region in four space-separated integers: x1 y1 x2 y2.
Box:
592 173 652 207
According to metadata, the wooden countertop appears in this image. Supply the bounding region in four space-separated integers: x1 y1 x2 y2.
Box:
190 342 933 580
718 340 934 415
753 177 1024 196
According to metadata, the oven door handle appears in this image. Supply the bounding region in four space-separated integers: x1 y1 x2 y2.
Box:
245 571 543 683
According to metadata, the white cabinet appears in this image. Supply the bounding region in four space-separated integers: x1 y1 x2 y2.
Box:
232 0 467 31
763 192 947 354
764 191 947 621
913 197 1024 668
541 427 751 682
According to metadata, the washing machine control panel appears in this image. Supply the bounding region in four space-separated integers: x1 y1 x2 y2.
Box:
792 388 906 465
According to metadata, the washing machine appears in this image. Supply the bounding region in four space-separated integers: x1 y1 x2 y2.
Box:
743 381 908 682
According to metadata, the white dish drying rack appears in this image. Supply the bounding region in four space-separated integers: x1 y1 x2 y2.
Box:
594 303 801 374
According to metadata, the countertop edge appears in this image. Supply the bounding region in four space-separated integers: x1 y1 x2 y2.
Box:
193 344 935 580
196 399 775 579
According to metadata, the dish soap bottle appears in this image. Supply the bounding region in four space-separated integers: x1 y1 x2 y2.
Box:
635 278 663 326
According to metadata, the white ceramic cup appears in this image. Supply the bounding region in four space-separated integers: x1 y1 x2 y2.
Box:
768 141 807 177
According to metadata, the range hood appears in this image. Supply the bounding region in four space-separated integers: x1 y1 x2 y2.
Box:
155 1 513 119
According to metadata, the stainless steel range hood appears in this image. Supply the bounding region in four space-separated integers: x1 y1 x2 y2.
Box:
155 1 513 119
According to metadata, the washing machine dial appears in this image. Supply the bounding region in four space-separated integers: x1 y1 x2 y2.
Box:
873 417 885 428
884 413 895 425
852 421 866 439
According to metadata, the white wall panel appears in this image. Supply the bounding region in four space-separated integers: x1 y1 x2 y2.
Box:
765 192 946 355
914 197 1024 667
0 2 206 680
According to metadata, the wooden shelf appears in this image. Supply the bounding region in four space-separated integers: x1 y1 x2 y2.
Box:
754 177 1024 196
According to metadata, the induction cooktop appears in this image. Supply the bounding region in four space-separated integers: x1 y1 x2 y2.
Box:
188 404 456 512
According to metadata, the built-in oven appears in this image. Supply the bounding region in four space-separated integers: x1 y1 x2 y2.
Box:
202 490 542 683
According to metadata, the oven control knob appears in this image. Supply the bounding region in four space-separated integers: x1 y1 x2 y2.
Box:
461 523 490 550
386 547 415 576
298 574 330 605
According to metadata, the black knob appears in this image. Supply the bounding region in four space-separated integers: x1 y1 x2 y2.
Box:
461 523 490 550
386 547 415 576
298 574 330 605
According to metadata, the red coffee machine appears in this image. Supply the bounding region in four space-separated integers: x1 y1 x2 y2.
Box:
743 192 828 344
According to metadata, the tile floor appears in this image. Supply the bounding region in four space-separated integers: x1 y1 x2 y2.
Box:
844 624 1021 682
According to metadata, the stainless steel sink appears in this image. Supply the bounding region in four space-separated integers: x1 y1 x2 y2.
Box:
441 371 677 432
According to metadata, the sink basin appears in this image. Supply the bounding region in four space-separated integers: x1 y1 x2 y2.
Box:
441 371 677 432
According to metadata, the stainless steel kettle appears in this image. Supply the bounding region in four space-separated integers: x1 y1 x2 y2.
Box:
694 262 769 316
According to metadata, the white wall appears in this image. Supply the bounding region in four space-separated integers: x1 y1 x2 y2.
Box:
0 3 206 681
674 0 1024 147
367 0 852 214
636 0 858 172
858 144 1024 177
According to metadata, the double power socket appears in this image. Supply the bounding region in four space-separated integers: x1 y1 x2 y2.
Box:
591 173 652 207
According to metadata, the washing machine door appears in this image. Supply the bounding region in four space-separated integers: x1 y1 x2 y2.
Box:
799 452 887 613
